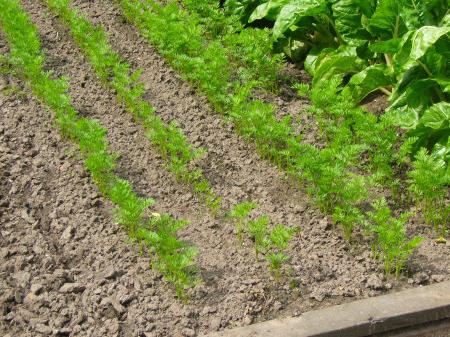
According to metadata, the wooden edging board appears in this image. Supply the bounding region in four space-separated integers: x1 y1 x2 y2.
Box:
204 281 450 337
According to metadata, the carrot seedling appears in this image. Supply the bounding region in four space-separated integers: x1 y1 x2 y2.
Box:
228 201 258 244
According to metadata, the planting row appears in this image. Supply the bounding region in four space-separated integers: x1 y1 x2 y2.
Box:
45 0 221 214
1 0 301 296
115 0 430 274
0 0 197 297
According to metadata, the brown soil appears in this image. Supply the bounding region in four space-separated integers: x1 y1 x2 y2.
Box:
0 1 449 337
362 91 390 116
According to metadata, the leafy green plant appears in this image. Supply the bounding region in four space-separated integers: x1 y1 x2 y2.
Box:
333 205 365 242
180 0 284 91
265 252 290 279
266 224 297 279
368 198 423 275
137 214 198 298
247 215 270 258
222 1 449 162
228 201 258 243
228 201 298 278
408 148 449 234
0 0 198 297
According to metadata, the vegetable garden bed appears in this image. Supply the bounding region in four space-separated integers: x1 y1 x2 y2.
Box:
0 1 449 337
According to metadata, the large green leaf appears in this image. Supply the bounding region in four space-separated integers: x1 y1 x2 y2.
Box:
392 105 421 129
332 0 372 42
420 102 450 129
352 0 376 17
369 38 401 54
408 26 450 62
249 0 290 22
347 64 395 101
432 136 450 162
273 0 328 39
367 0 447 39
391 77 442 109
435 77 450 93
312 46 366 86
441 13 450 27
304 49 321 75
367 0 403 38
392 27 450 106
223 0 264 22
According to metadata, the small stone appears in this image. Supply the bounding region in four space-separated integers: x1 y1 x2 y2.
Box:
30 284 43 295
60 226 74 242
14 271 31 288
431 274 445 283
110 298 126 315
312 272 323 282
242 316 252 326
209 317 221 331
35 323 52 335
181 328 195 337
103 268 124 280
366 274 383 290
53 328 71 336
201 306 217 315
32 158 45 168
273 301 282 310
414 272 429 285
23 292 38 306
100 297 126 315
318 218 331 230
59 283 85 294
105 318 120 334
242 279 259 285
118 293 135 306
384 282 393 290
53 269 73 283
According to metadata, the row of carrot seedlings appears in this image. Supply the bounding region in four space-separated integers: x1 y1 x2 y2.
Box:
0 0 197 298
0 0 299 296
44 0 222 214
115 0 425 275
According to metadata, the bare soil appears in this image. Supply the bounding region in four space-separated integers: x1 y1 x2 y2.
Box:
0 1 449 336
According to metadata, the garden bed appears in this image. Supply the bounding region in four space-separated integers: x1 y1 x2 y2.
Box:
0 1 449 337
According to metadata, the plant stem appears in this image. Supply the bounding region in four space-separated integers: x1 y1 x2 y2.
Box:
379 87 392 96
384 54 393 68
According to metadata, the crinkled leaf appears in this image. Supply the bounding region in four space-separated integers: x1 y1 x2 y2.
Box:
304 49 320 75
409 125 450 155
273 0 328 39
368 0 447 39
421 48 447 76
249 0 290 22
352 0 376 17
441 13 450 27
332 0 373 42
347 64 395 101
431 136 450 162
369 38 401 54
392 105 420 129
408 26 450 62
391 78 441 110
223 0 262 22
396 26 450 70
435 77 450 93
420 102 450 130
312 46 366 86
367 0 403 38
